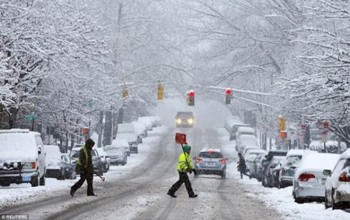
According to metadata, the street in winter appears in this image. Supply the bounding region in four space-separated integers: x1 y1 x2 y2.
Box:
1 1 350 220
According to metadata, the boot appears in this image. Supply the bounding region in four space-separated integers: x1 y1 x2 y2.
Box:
189 194 198 198
167 191 177 198
70 187 75 197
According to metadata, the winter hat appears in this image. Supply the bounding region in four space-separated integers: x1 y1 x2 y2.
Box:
85 139 95 148
183 145 191 152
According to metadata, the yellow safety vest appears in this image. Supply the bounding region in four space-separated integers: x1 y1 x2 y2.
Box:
177 152 194 172
77 146 88 168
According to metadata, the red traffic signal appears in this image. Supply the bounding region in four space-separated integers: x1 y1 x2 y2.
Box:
187 90 195 106
225 88 232 96
225 88 232 104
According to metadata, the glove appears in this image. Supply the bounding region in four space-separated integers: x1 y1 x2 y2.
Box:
192 169 197 176
188 169 192 174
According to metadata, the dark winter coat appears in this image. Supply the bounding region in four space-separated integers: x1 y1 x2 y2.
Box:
237 156 246 173
76 145 93 176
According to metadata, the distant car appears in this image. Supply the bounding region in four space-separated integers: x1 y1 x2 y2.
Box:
61 153 76 179
103 145 127 166
292 152 339 203
236 134 258 153
132 121 148 139
95 148 110 173
194 148 228 179
44 145 65 180
224 117 249 141
150 116 162 127
113 138 131 156
118 123 142 144
175 111 194 128
278 149 310 188
138 116 153 131
235 127 255 141
244 149 266 178
116 132 138 154
324 149 350 209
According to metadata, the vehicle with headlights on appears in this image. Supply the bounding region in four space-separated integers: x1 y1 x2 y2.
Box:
175 111 194 128
194 148 228 179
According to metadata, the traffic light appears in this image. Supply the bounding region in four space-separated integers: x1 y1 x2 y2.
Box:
122 86 128 99
278 115 286 131
225 88 232 104
187 90 195 106
157 82 164 100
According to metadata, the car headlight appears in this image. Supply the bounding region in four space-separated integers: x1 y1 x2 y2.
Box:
176 119 182 124
187 118 193 125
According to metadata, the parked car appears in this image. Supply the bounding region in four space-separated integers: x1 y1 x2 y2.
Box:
150 116 162 127
70 148 104 177
224 117 248 141
262 155 286 187
260 150 288 186
194 148 228 179
95 147 110 173
116 132 138 154
44 145 65 180
292 152 339 203
244 149 266 178
0 129 46 187
118 123 142 145
61 153 76 179
175 111 194 128
278 149 310 188
103 145 127 166
250 152 267 181
236 134 258 153
235 127 255 141
138 116 153 131
132 121 148 139
113 138 131 156
324 149 350 209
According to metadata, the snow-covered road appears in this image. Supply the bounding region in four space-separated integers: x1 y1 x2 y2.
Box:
0 125 349 220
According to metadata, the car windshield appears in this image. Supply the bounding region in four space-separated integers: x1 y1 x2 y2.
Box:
286 155 302 167
199 151 223 158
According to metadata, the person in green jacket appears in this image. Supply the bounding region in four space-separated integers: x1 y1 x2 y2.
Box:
70 138 96 196
167 145 197 198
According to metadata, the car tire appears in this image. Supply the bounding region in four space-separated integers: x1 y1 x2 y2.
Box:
294 197 304 204
0 182 10 187
31 175 39 187
331 189 339 210
325 192 331 209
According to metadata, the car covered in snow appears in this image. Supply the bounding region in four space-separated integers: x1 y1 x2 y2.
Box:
324 149 350 209
138 116 153 131
44 145 65 180
0 129 46 187
61 153 76 179
236 134 259 153
95 147 110 173
113 138 131 156
292 152 339 203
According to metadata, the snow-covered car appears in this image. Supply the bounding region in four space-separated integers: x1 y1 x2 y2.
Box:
235 127 255 141
132 121 148 140
0 129 46 187
224 117 248 141
138 116 153 131
113 138 131 156
44 145 65 180
236 134 259 153
292 152 339 203
278 149 310 188
95 147 110 173
61 153 76 179
118 123 142 145
194 148 228 179
116 132 138 154
260 150 287 185
103 145 127 166
324 149 350 209
244 149 266 177
150 116 162 127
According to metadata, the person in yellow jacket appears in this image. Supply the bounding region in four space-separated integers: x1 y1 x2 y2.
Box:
167 145 197 198
70 138 96 196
